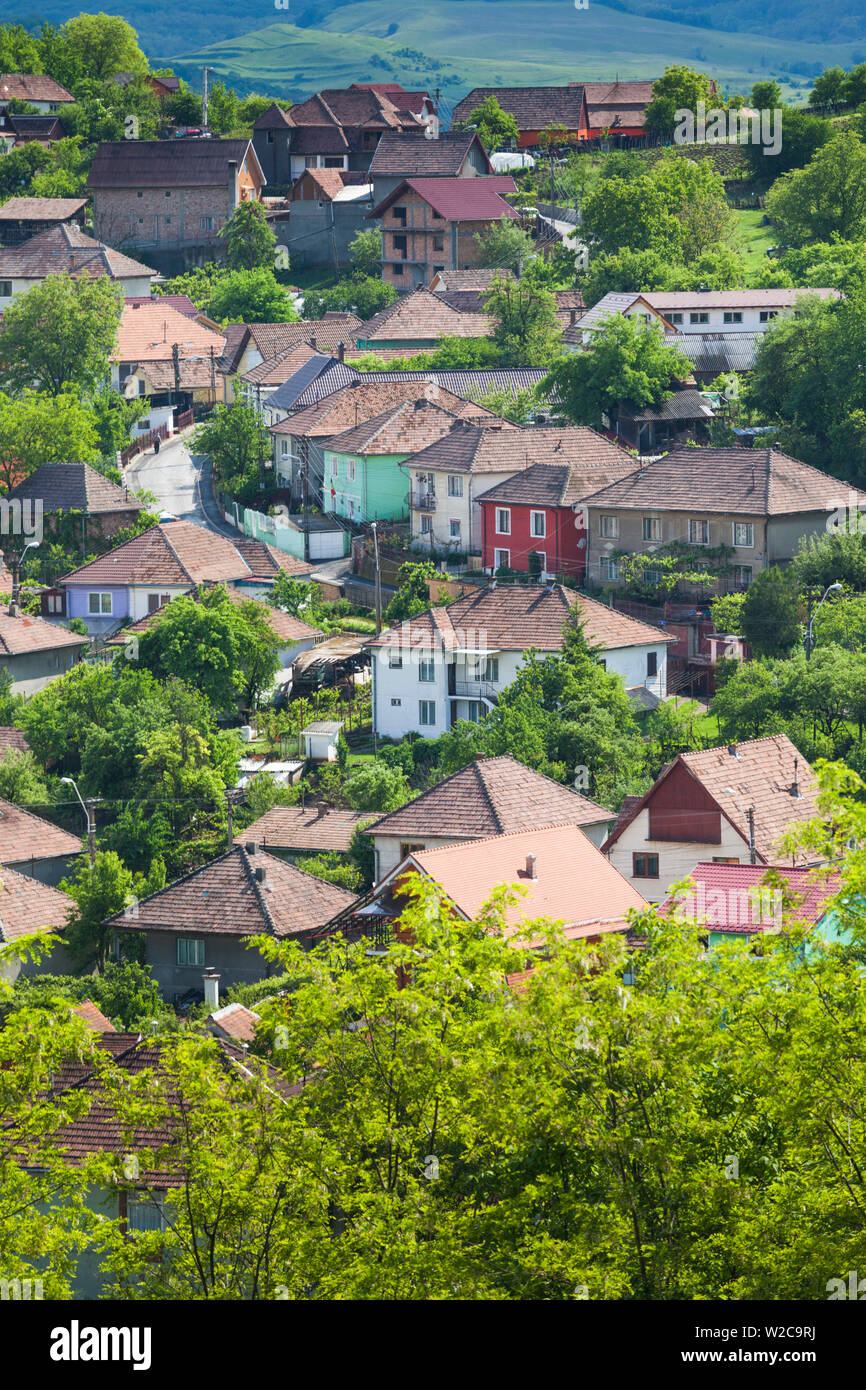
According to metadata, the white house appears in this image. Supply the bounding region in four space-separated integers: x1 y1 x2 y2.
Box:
366 580 673 741
0 224 155 307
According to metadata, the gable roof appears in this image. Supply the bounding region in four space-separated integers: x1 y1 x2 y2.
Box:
0 610 88 658
114 301 224 364
0 726 28 756
241 341 320 388
404 422 631 477
87 138 263 190
0 862 73 943
575 291 670 333
285 86 420 136
242 316 362 360
60 521 252 588
368 754 611 841
660 861 838 935
108 844 355 939
369 131 492 177
581 446 862 518
367 582 672 654
269 378 497 438
0 74 73 104
231 539 315 579
324 397 503 456
242 805 370 853
0 796 82 867
451 86 588 132
73 1000 116 1031
409 822 643 943
359 287 492 342
477 453 635 505
0 197 86 222
0 224 155 282
104 582 320 649
430 268 514 291
6 462 142 514
266 361 549 416
604 735 821 864
369 175 517 223
645 288 839 312
206 1001 260 1043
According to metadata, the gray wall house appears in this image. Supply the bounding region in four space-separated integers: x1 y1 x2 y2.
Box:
0 606 89 696
287 168 374 271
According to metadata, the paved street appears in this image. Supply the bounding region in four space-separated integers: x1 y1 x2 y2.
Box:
123 429 239 538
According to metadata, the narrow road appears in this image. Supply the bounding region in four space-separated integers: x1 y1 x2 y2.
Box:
124 429 239 538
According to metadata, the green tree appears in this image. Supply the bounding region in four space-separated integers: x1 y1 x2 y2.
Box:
766 132 866 246
793 529 866 592
341 760 412 812
219 199 277 272
384 560 438 623
743 106 832 182
269 571 317 619
61 849 148 972
0 749 52 806
207 268 298 325
303 274 397 322
348 228 383 277
542 312 691 427
206 81 241 134
810 66 848 109
0 274 122 396
644 65 714 137
475 217 536 274
461 95 519 150
193 396 272 499
750 79 782 108
741 566 801 657
0 391 100 490
484 274 562 366
709 591 746 635
60 13 147 80
0 22 44 73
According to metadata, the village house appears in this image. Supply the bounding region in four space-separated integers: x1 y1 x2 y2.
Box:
604 735 822 903
108 841 356 997
0 73 74 112
452 85 591 146
0 111 68 153
610 386 715 453
581 446 860 592
87 138 266 260
0 796 83 887
369 130 494 202
59 519 271 634
109 71 181 101
659 860 839 948
366 753 614 881
366 580 673 740
240 805 371 864
252 85 429 187
355 285 493 354
0 863 74 982
111 300 226 411
405 424 631 557
286 168 374 271
222 315 363 391
368 176 518 289
0 605 89 694
0 196 86 246
582 79 658 142
0 224 155 306
322 822 645 957
6 462 145 554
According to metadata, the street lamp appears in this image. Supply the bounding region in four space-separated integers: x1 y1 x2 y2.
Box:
61 777 95 866
806 581 843 660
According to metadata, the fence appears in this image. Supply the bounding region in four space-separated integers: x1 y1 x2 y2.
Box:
119 423 169 468
175 407 194 430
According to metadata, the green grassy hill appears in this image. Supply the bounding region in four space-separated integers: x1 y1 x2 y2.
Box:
166 3 865 104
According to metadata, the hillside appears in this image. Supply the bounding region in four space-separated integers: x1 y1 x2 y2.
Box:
16 1 866 101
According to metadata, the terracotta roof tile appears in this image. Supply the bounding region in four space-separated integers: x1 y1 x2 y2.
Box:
109 844 356 940
369 754 611 841
87 138 257 190
114 301 224 364
241 341 319 387
206 1001 260 1043
0 797 82 865
61 521 252 587
0 197 85 221
370 131 490 176
7 462 141 514
452 86 587 132
660 861 838 934
0 861 73 942
359 287 492 343
245 317 362 356
231 539 315 578
242 805 370 853
270 379 498 438
0 727 28 755
0 74 73 103
405 423 630 477
0 610 88 658
73 1000 116 1032
0 224 154 282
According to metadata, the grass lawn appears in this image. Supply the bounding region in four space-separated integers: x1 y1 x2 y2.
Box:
732 208 778 272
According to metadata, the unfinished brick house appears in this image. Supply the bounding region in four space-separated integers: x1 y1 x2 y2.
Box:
367 176 517 289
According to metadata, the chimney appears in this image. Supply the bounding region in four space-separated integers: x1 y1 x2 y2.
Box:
310 333 318 350
337 340 345 362
255 865 267 885
791 757 801 798
525 853 538 880
747 806 756 865
245 840 258 854
227 158 239 211
203 971 220 1010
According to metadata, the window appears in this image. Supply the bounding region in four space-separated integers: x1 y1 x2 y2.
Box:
324 156 344 168
734 565 753 588
46 593 62 614
447 474 463 497
723 311 743 324
393 234 407 256
496 508 510 535
0 281 11 297
530 510 546 538
164 216 171 225
87 592 112 615
689 311 709 324
393 262 404 277
733 522 753 547
449 518 461 541
528 550 546 578
127 1192 165 1233
633 853 659 878
484 657 499 683
644 567 662 584
281 439 289 457
164 190 171 198
388 651 403 668
600 515 619 538
599 556 619 581
177 936 205 967
420 514 432 534
646 651 658 678
688 518 709 545
137 191 143 198
399 842 425 859
433 236 444 252
419 657 435 682
390 698 402 706
466 701 481 722
759 310 778 323
393 206 407 227
494 548 510 570
330 457 338 477
642 516 661 541
267 129 275 143
668 312 683 325
200 215 213 231
419 700 436 726
347 458 356 482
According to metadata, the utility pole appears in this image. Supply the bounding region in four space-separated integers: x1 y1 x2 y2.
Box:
210 344 216 404
202 66 212 130
171 341 181 407
85 799 96 868
805 587 814 660
371 520 382 635
549 149 555 219
225 789 236 849
301 438 310 563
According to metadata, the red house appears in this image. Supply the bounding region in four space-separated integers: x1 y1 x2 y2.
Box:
480 457 632 580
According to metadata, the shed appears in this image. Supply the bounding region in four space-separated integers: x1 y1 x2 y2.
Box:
302 721 343 762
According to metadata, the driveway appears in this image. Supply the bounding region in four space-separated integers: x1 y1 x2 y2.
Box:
124 429 239 538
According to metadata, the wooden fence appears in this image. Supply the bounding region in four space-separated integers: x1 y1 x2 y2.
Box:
119 423 169 468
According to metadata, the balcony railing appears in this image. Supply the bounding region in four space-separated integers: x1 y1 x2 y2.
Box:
412 491 436 511
453 681 498 703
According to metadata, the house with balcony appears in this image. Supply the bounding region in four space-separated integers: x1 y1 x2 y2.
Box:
365 580 672 740
404 424 631 557
581 445 860 593
367 177 518 290
603 736 823 903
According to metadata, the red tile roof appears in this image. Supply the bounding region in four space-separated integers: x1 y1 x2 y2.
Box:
0 727 28 756
270 378 496 438
0 797 83 866
61 521 252 587
109 844 356 940
368 755 612 841
0 74 74 103
0 610 88 658
242 805 371 853
7 461 142 514
660 861 838 935
0 197 86 221
0 223 155 283
369 175 517 223
0 862 73 942
206 1001 260 1043
73 1000 117 1032
451 86 588 133
359 287 493 343
404 423 631 478
114 301 224 364
87 138 260 191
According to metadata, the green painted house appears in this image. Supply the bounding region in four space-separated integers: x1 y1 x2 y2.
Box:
322 398 470 524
